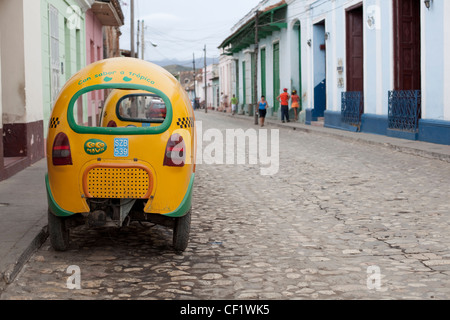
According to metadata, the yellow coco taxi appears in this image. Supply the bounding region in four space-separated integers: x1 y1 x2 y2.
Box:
100 89 168 129
46 57 196 252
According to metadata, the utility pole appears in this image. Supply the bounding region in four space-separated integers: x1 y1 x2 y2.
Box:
141 20 145 60
204 45 208 114
137 19 140 59
193 53 197 109
130 0 135 58
254 11 260 125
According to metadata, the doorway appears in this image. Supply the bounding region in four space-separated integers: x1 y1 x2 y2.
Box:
293 20 302 110
273 42 280 114
342 4 364 127
313 20 326 118
261 47 266 97
388 0 422 135
393 0 421 91
346 5 364 94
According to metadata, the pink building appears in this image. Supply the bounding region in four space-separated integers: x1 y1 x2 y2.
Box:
85 8 104 126
85 0 124 126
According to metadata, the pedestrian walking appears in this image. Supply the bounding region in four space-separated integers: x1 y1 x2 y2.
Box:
220 92 225 112
277 88 290 123
222 94 229 113
291 90 300 121
231 94 238 116
258 95 269 127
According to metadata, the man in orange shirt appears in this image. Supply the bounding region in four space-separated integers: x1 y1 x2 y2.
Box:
277 88 290 123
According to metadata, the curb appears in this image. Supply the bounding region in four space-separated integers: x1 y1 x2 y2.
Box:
0 159 49 294
0 223 48 292
206 110 450 163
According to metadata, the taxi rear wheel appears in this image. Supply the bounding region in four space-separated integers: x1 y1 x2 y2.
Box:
48 210 70 251
173 209 191 252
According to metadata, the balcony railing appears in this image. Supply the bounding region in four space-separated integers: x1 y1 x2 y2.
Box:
341 91 363 128
388 90 421 133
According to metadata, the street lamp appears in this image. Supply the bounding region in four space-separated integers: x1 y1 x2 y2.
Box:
140 40 158 61
146 40 158 48
424 0 431 10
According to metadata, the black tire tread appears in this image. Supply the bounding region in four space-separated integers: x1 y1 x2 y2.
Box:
173 210 191 252
48 210 70 251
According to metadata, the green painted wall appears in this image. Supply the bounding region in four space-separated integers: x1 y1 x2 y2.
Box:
41 0 87 136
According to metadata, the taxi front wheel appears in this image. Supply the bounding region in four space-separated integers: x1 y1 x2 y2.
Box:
48 210 70 251
173 209 191 252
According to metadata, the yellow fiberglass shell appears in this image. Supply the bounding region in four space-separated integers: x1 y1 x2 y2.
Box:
100 89 149 128
46 57 196 218
100 89 169 128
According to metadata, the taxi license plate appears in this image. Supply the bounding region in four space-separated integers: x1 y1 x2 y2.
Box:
114 138 129 157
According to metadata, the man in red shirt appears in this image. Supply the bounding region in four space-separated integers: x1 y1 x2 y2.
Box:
277 88 290 123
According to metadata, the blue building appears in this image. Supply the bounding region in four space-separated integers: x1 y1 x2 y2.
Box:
303 0 450 146
219 0 450 145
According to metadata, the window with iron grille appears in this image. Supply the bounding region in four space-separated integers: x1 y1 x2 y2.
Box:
341 91 363 128
388 90 421 133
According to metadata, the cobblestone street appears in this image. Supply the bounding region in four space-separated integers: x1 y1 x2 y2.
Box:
1 111 450 300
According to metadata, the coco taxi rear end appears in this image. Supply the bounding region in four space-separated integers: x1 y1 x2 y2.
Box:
46 57 196 252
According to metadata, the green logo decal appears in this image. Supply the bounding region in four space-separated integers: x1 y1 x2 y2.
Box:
84 139 107 155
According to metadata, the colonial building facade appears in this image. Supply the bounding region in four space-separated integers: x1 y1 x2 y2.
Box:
42 0 124 132
1 0 46 180
85 0 124 127
219 0 450 146
0 0 124 181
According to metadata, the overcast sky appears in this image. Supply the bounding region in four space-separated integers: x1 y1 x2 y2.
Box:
119 0 262 65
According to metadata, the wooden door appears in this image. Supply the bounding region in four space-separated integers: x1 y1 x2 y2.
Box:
393 0 421 91
346 5 364 93
261 48 266 97
273 42 280 113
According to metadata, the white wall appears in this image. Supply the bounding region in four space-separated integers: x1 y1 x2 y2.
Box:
421 0 450 121
0 28 2 130
444 0 450 121
23 0 44 123
219 54 233 103
0 0 26 124
0 0 43 125
244 50 252 105
421 0 442 120
363 0 394 116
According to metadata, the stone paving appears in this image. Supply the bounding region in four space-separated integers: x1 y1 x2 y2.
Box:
1 111 450 300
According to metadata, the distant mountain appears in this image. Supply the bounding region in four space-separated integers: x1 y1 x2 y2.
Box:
163 64 192 75
150 57 218 69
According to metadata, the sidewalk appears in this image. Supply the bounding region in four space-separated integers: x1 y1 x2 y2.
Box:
209 110 450 163
0 159 48 292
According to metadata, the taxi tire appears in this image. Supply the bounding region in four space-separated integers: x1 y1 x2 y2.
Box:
48 210 70 252
173 209 191 252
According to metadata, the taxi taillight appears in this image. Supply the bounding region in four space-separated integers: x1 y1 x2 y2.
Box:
52 132 73 166
164 134 185 167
